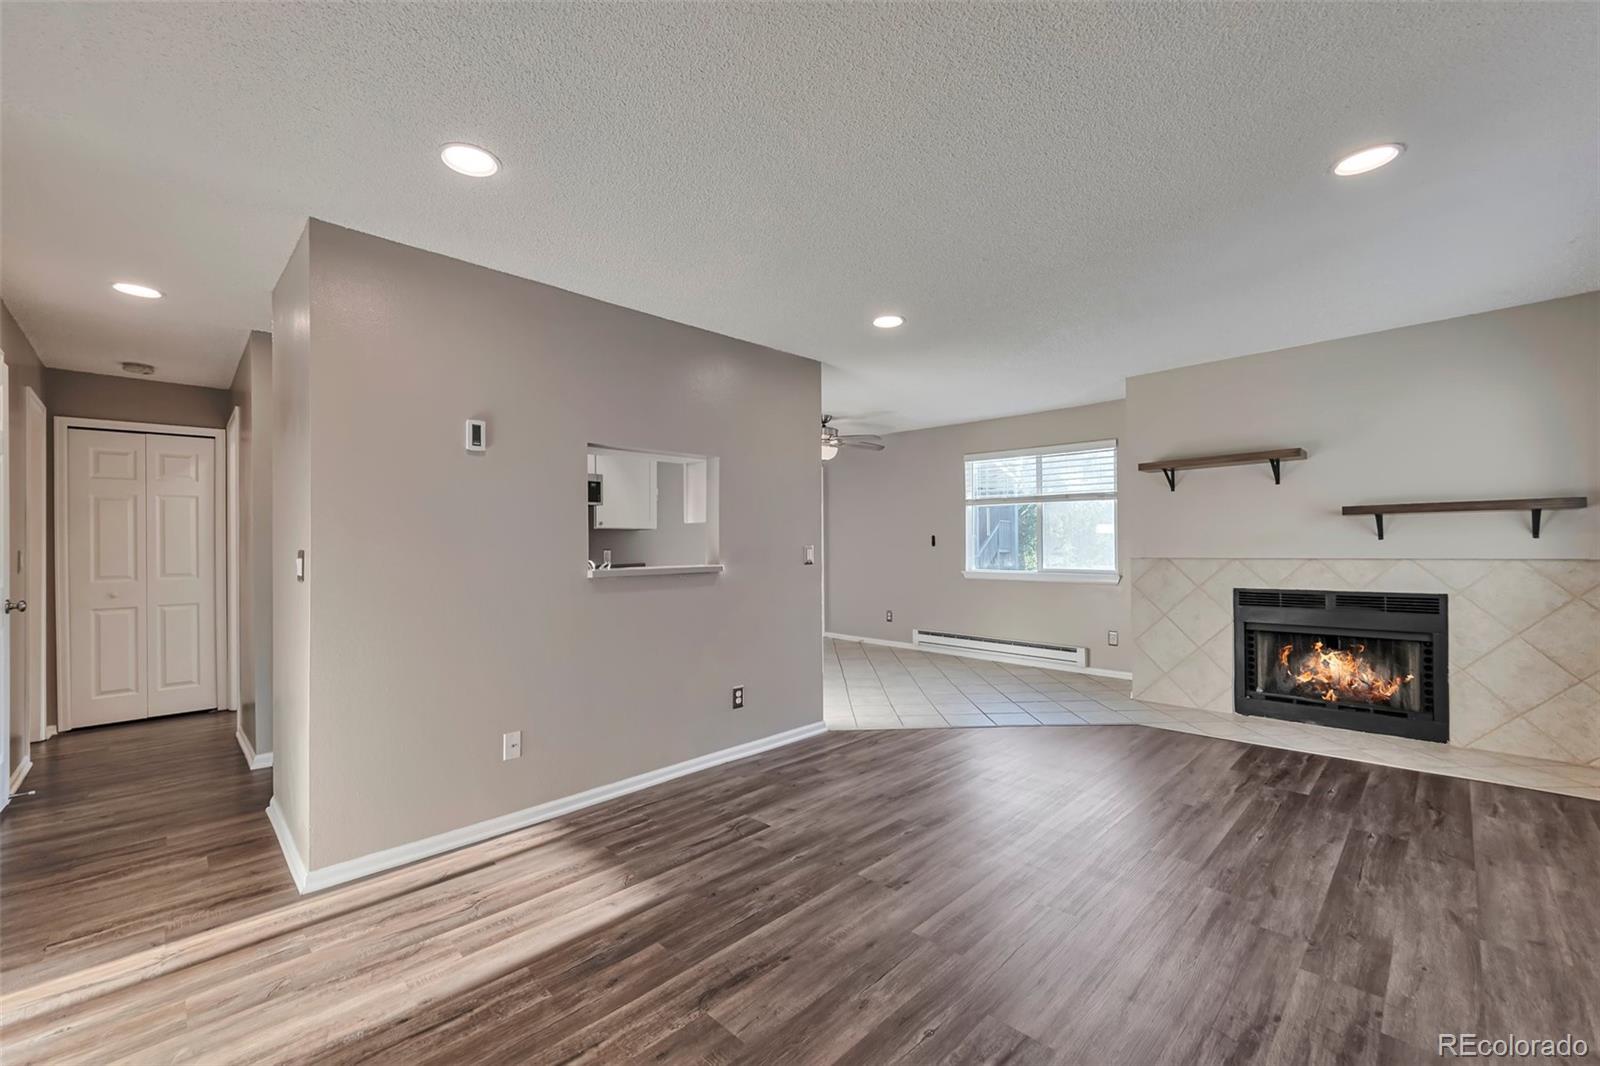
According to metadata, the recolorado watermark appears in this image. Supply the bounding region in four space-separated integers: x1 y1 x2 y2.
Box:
1439 1033 1589 1058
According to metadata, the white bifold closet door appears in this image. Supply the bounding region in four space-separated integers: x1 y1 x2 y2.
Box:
67 429 217 727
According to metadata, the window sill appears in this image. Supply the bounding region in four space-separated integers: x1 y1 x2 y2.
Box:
588 564 724 579
962 569 1121 585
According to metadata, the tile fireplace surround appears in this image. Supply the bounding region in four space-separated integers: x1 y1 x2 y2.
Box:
1131 558 1600 772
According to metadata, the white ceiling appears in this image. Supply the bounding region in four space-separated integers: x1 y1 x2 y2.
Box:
3 3 1596 432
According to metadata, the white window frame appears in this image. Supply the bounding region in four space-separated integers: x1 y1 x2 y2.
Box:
962 438 1120 584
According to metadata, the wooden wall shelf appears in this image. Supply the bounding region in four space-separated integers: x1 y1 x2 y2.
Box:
1137 448 1307 491
1341 497 1589 540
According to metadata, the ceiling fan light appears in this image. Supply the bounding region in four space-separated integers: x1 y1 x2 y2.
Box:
820 441 839 461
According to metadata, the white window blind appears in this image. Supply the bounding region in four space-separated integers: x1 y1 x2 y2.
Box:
964 441 1117 502
963 440 1118 579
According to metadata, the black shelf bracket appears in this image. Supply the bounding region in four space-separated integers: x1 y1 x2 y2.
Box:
1269 458 1282 485
1162 468 1176 492
1374 514 1384 541
1532 508 1542 539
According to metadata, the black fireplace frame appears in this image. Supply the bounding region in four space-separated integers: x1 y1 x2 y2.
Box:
1233 588 1449 743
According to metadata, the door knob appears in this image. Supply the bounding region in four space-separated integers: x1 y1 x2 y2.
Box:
4 599 26 614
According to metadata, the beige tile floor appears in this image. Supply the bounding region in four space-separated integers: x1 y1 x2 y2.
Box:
824 638 1600 802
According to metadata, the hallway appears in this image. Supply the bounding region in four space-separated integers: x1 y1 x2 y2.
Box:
0 712 289 989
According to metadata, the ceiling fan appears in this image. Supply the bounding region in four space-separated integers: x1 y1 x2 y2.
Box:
820 414 884 460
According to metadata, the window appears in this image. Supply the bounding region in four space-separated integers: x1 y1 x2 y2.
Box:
964 440 1117 581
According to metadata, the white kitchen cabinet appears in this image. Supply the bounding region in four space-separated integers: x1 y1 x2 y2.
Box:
592 452 657 530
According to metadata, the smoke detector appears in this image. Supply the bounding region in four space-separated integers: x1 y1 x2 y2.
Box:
120 361 156 376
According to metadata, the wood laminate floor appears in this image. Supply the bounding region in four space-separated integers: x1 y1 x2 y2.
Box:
3 710 1598 1064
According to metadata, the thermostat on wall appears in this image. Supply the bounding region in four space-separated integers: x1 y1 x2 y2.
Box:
465 419 487 452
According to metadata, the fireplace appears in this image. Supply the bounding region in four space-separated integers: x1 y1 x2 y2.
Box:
1233 588 1448 742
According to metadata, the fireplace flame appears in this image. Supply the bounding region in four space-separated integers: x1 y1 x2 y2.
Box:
1278 641 1414 705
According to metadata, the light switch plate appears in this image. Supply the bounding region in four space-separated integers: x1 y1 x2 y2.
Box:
1107 630 1119 646
502 731 522 760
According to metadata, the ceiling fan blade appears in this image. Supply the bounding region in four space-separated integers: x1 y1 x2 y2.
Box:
836 434 883 444
841 439 885 451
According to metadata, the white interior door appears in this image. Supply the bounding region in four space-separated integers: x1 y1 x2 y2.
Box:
67 428 148 727
25 389 47 743
146 433 217 717
0 358 10 805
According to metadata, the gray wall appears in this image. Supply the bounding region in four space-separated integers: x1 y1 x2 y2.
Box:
230 331 273 754
823 292 1600 677
1123 292 1600 561
276 220 821 871
2 302 47 761
589 460 710 567
44 368 233 428
824 400 1131 673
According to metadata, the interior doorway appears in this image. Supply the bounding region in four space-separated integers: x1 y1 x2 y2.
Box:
54 418 227 730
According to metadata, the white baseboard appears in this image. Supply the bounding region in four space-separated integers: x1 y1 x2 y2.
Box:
235 728 273 770
824 631 1134 681
41 725 56 741
265 796 310 893
8 755 33 795
270 720 827 895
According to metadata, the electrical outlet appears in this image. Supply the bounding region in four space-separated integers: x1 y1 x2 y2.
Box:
1107 630 1120 647
502 731 522 760
885 609 894 622
732 686 745 710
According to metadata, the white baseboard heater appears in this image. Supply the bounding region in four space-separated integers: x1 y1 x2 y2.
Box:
912 629 1088 669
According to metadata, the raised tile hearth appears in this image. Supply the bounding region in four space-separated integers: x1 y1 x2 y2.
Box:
825 638 1600 801
1131 558 1600 769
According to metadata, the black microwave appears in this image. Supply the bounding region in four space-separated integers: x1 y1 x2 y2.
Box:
587 472 604 507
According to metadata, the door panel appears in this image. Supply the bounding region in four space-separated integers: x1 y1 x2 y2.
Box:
67 429 149 726
92 607 141 696
155 603 202 689
91 496 139 580
145 434 216 717
156 494 200 578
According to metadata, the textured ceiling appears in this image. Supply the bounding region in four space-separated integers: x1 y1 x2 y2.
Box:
2 3 1596 431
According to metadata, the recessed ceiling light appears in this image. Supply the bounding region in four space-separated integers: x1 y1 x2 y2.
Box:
112 282 163 299
120 361 157 376
872 314 905 329
1333 143 1403 177
440 142 500 177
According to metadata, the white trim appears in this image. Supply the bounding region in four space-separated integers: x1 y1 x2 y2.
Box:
235 727 273 770
1 352 9 816
24 388 48 745
271 721 826 895
226 407 241 715
823 631 1134 680
53 416 228 731
265 797 310 893
8 754 31 795
963 569 1120 584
